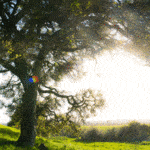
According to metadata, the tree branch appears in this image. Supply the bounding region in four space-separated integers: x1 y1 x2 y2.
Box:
0 59 18 76
38 85 91 109
0 69 9 73
0 74 14 90
11 0 21 17
38 86 72 99
13 2 31 25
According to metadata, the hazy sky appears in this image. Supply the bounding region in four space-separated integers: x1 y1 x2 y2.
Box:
55 47 150 122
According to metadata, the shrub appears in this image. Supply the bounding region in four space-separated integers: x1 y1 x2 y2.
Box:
126 121 141 142
60 125 77 138
79 128 88 140
117 126 129 142
138 124 150 141
36 116 51 138
103 127 117 142
80 121 150 143
80 128 101 142
97 130 105 142
117 121 150 142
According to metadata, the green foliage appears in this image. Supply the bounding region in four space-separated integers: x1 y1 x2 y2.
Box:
124 0 132 4
103 127 118 142
81 127 101 142
80 121 150 143
139 124 150 140
117 121 150 142
7 121 21 130
35 113 81 138
117 122 150 142
60 124 80 138
36 116 49 138
70 0 82 16
117 125 129 142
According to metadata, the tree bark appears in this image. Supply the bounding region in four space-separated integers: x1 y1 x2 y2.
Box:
16 82 37 147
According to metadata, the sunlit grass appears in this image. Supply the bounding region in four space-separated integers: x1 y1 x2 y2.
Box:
0 124 150 150
81 124 126 134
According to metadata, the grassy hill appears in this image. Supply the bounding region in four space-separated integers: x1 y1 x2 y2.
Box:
0 124 150 150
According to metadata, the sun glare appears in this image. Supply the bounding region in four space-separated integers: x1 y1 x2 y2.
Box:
56 47 150 122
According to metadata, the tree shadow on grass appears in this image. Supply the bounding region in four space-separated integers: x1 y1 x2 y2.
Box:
0 138 18 147
0 138 32 149
0 137 50 149
140 142 150 145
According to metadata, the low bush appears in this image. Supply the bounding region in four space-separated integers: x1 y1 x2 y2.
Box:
60 125 80 138
80 128 103 142
79 121 150 143
114 121 150 142
103 127 118 142
116 125 129 142
138 124 150 141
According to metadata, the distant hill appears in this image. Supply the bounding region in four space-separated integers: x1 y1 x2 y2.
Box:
1 119 150 127
85 119 150 126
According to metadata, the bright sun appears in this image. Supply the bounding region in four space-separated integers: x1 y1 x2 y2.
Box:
56 47 150 122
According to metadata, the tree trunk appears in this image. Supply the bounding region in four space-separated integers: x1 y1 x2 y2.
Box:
17 83 37 147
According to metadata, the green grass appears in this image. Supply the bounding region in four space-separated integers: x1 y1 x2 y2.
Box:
80 124 127 134
0 124 150 150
